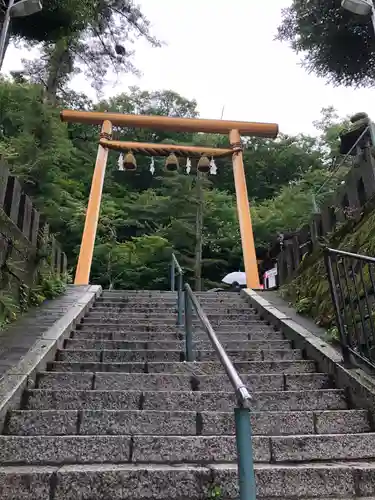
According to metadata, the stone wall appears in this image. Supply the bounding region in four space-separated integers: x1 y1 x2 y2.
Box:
0 160 67 309
278 118 375 285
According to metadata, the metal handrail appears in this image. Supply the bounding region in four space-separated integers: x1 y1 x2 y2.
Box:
170 253 184 325
184 283 252 407
184 282 256 499
172 253 183 276
326 246 375 264
324 247 375 369
168 256 256 500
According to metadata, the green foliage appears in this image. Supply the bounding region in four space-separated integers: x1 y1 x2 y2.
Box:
277 0 375 87
92 235 172 290
37 273 67 300
0 292 19 327
0 270 67 330
325 326 340 343
211 133 325 202
208 485 222 500
251 168 345 248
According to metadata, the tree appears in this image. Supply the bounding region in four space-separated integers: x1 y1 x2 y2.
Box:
312 106 351 167
277 0 375 87
12 1 161 101
211 133 324 201
251 168 347 248
92 235 172 290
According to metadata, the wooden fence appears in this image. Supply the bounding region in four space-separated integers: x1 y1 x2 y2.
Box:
0 161 66 286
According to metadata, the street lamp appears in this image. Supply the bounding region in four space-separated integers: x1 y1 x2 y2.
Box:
0 0 43 70
341 0 375 31
341 0 375 144
342 0 373 15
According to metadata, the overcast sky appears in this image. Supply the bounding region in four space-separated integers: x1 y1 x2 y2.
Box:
4 0 375 136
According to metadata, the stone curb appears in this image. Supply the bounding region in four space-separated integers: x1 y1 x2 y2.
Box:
0 285 102 422
241 288 375 414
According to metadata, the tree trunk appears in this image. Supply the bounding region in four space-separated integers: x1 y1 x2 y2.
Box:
45 39 72 104
194 171 204 291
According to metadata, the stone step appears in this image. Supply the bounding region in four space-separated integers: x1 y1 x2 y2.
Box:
98 293 247 299
72 329 283 341
35 372 332 392
64 338 292 351
81 317 264 326
6 409 370 437
101 291 177 295
97 300 248 306
77 323 274 333
87 311 258 321
96 301 179 308
93 304 251 313
99 292 244 299
96 296 247 304
25 388 347 412
1 432 375 465
2 461 375 499
93 304 252 313
48 360 316 375
55 348 303 363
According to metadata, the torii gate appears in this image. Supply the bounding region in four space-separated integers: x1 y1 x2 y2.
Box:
60 110 278 289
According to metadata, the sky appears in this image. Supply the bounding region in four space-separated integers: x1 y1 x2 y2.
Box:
3 0 375 136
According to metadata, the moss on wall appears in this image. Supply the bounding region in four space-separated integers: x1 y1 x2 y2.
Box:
281 197 375 340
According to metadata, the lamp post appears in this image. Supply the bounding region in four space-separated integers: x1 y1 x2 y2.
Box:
0 0 42 70
341 1 375 145
341 0 375 32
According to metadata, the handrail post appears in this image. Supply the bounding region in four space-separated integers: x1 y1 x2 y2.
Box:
235 407 256 500
184 289 194 361
177 272 183 326
324 248 351 366
171 257 175 292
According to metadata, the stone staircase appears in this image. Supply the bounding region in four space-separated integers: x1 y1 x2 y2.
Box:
1 290 375 499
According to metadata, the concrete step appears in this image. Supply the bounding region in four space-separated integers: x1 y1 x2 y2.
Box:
2 432 375 465
47 360 316 375
25 388 347 412
1 461 375 499
55 348 303 363
35 372 332 392
6 409 370 437
72 329 283 341
64 338 292 352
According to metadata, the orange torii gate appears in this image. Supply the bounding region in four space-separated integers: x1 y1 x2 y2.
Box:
60 110 279 289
